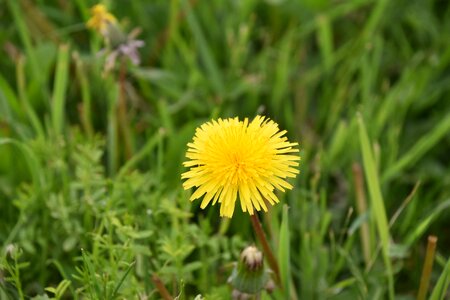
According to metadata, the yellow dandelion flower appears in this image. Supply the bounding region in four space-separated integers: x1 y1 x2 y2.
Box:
86 4 117 34
182 116 300 218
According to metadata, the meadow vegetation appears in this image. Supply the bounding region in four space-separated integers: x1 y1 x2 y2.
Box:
1 0 450 299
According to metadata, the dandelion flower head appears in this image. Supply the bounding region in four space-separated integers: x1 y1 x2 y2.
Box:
86 4 117 34
182 116 300 218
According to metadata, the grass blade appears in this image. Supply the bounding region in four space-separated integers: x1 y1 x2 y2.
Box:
0 74 22 120
74 52 93 137
7 0 41 86
117 130 164 178
51 44 70 135
404 199 450 247
357 113 394 299
429 256 450 300
81 249 102 298
183 0 224 96
316 14 334 72
16 56 45 138
0 138 44 191
278 205 291 299
110 261 136 299
382 114 450 182
271 29 294 116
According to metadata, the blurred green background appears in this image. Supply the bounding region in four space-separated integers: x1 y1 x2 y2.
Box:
1 0 450 299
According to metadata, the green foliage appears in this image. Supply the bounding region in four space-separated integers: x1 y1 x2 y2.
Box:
357 114 394 299
277 205 291 299
1 0 450 299
429 257 450 300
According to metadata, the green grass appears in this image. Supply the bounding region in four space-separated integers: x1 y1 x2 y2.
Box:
1 0 450 299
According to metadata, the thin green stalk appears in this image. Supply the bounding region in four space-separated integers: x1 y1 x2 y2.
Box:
13 252 25 300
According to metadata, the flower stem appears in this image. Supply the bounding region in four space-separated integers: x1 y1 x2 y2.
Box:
118 57 133 160
250 213 281 287
417 235 438 300
151 273 173 300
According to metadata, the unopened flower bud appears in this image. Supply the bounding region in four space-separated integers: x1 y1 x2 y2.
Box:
228 246 270 295
240 245 263 271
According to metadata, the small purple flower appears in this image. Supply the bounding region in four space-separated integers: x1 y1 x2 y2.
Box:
105 38 145 71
